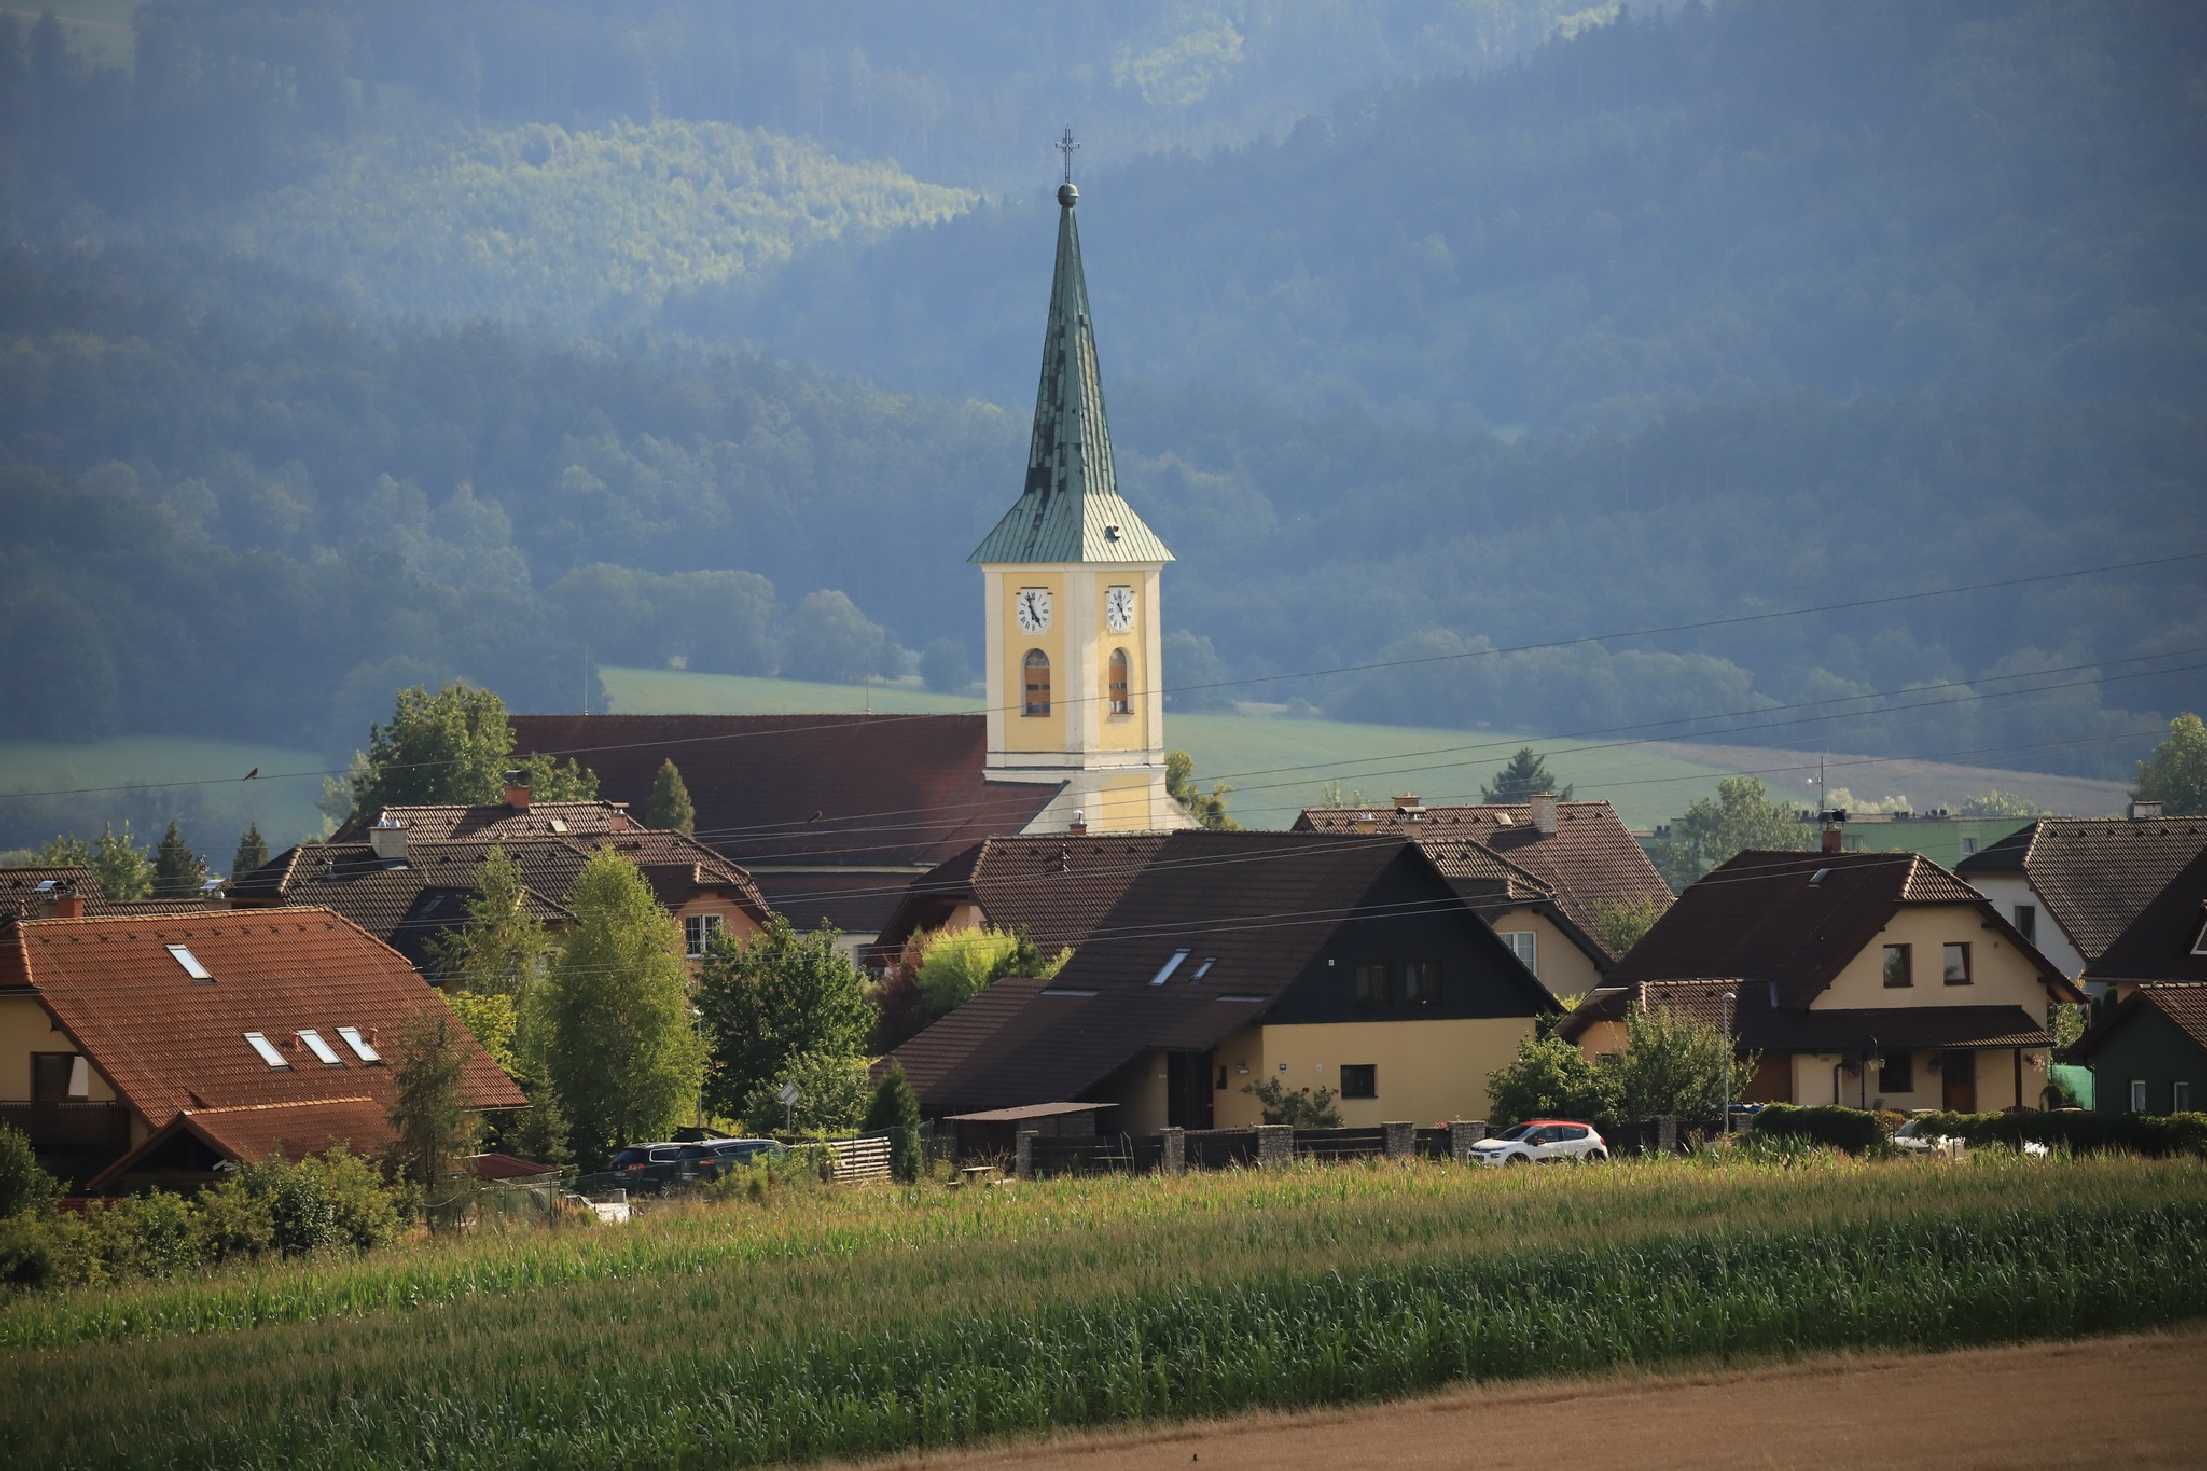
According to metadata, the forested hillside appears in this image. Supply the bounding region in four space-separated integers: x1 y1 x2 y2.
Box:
0 0 2200 815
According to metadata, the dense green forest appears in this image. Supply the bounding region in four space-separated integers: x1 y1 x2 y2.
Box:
0 0 2201 850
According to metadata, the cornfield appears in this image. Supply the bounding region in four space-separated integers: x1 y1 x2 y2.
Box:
7 1154 2205 1468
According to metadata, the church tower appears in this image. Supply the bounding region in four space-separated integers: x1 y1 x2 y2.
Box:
972 147 1184 832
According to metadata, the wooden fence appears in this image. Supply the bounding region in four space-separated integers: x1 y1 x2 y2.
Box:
816 1133 893 1185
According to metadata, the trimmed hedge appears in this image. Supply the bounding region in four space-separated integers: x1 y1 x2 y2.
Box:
1750 1104 1891 1154
1912 1110 2207 1157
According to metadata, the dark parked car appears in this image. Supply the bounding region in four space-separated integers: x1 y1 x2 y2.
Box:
698 1139 787 1177
607 1142 715 1195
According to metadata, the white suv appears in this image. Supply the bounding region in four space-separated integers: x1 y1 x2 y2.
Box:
1468 1120 1608 1166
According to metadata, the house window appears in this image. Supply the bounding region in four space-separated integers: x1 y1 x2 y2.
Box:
1941 942 1972 986
1022 649 1051 716
244 1032 292 1070
1882 944 1913 988
1107 647 1131 716
1340 1064 1377 1100
2014 905 2037 944
1353 961 1388 1008
2176 1081 2193 1113
1878 1054 1914 1093
2130 1079 2148 1114
31 1053 88 1102
297 1029 344 1066
1400 959 1438 1007
1500 931 1538 977
684 913 723 958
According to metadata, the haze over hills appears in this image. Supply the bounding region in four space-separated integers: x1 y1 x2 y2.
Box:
0 0 2200 852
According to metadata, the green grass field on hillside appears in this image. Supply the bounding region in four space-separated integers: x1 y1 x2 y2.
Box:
602 667 1801 830
0 738 329 856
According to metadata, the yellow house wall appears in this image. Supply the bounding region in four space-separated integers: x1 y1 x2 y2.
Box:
0 994 120 1103
1814 904 2054 1025
1574 1017 1629 1060
1109 1049 1173 1135
1086 769 1167 832
1490 907 1604 999
1791 1049 2035 1113
1211 1017 1535 1128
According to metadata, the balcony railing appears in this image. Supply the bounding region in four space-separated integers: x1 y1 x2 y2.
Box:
0 1100 132 1156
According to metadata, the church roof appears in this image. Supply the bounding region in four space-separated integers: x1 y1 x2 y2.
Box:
969 181 1172 566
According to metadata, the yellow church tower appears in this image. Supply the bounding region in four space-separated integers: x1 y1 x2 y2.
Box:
972 142 1186 833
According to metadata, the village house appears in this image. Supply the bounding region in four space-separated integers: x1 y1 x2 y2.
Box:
1294 794 1673 995
889 830 1556 1131
871 831 1170 962
3 866 228 919
1955 802 2207 987
0 902 522 1186
507 164 1197 953
1561 841 2081 1112
2065 850 2207 1116
300 778 771 973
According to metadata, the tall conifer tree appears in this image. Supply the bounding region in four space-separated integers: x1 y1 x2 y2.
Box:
231 822 269 883
646 758 696 833
151 821 207 898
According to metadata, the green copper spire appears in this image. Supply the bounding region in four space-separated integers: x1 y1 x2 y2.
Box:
969 165 1172 565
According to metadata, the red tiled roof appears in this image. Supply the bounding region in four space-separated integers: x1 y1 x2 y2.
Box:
2066 981 2207 1062
2080 850 2207 985
874 833 1171 957
507 714 1066 870
1957 817 2207 963
2 907 523 1132
82 1097 403 1191
1295 801 1671 960
1 866 99 916
1613 850 2076 1009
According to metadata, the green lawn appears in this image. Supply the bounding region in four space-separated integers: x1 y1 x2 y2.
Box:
0 737 329 855
598 667 1731 829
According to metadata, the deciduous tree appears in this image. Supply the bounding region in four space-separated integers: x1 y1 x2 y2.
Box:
2133 713 2207 816
426 846 554 1001
1647 777 1810 891
1166 750 1237 830
89 823 152 901
696 915 871 1121
347 683 596 818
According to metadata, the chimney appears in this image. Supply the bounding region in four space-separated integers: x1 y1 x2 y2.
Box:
1069 808 1088 837
368 817 409 862
503 769 533 812
44 881 84 920
1529 793 1559 835
1353 811 1378 835
1393 794 1421 812
2129 799 2163 822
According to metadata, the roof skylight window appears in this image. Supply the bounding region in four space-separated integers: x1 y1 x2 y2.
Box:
1150 949 1191 986
244 1031 291 1069
1193 958 1216 979
1810 868 1830 885
2193 918 2207 957
548 818 569 834
166 944 213 981
297 1029 344 1066
337 1025 381 1063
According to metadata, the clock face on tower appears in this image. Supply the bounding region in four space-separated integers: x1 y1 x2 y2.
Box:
1015 587 1053 633
1105 585 1135 632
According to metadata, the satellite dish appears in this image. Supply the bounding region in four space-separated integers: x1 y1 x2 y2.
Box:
776 1082 801 1106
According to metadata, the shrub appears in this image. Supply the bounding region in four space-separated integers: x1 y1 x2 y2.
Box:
863 1062 923 1184
89 1192 204 1280
1486 1034 1617 1127
1242 1077 1343 1128
191 1174 276 1263
914 926 1068 1017
238 1152 406 1256
742 1050 872 1135
1910 1110 2207 1157
0 1209 102 1290
0 1123 61 1219
1751 1104 1890 1154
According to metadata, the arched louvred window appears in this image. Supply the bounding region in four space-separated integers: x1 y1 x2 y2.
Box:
1022 649 1052 716
1108 647 1132 715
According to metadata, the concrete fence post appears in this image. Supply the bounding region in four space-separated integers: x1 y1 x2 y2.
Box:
1255 1124 1292 1169
1015 1130 1037 1180
1160 1127 1186 1176
1382 1121 1414 1160
1449 1120 1485 1164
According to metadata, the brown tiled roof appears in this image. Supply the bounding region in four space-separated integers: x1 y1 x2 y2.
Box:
83 1098 403 1191
1295 801 1672 960
0 866 100 916
569 829 770 922
0 907 523 1131
1613 850 2075 1008
2083 850 2207 985
888 975 1056 1114
1957 817 2207 963
335 799 636 843
750 870 911 941
899 831 1555 1114
84 897 230 917
507 714 1066 870
1559 980 2049 1053
2067 981 2207 1062
875 833 1172 957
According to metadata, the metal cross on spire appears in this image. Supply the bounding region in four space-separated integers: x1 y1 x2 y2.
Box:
1056 126 1079 186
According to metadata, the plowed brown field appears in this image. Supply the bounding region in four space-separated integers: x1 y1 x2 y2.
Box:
834 1327 2207 1470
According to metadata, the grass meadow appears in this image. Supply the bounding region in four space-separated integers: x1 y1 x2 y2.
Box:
7 1155 2206 1468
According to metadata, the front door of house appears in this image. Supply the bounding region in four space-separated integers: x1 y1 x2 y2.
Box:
1167 1050 1215 1130
1941 1052 1977 1112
